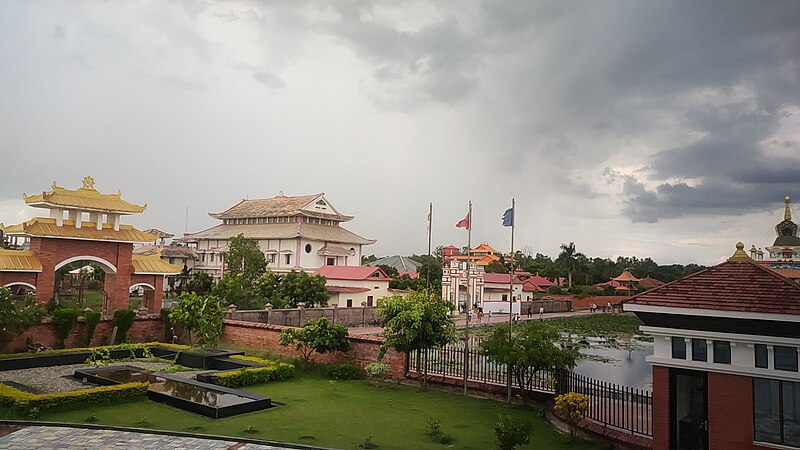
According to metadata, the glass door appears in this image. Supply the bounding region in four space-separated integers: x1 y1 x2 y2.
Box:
671 369 708 450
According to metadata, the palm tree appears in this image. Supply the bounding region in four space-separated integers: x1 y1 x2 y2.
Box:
556 242 585 289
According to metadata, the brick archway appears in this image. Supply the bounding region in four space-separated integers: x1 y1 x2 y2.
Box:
54 255 117 274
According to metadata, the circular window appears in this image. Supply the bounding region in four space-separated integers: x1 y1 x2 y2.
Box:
305 244 312 253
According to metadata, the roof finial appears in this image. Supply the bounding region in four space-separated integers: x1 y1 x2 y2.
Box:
728 242 751 262
276 190 286 198
82 176 95 190
785 195 792 221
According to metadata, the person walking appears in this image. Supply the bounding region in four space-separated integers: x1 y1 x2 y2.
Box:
539 305 544 321
488 310 493 322
527 305 532 318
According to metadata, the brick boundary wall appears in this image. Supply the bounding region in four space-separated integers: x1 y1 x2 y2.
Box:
226 306 382 328
3 316 165 352
221 319 407 378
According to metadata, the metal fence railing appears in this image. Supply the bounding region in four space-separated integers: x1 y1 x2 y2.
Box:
408 343 653 437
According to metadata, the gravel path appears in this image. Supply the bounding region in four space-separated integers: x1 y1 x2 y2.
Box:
0 361 204 394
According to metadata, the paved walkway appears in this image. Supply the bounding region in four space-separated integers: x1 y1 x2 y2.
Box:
347 309 593 335
0 426 296 450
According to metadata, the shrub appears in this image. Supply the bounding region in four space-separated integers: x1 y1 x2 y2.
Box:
0 289 46 351
426 416 454 444
51 307 81 348
112 309 136 343
83 310 102 346
209 361 295 388
279 317 350 362
0 382 148 415
327 363 362 380
494 414 533 450
365 362 391 387
554 392 589 440
169 293 224 347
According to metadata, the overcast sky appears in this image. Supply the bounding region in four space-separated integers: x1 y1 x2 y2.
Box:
2 1 799 266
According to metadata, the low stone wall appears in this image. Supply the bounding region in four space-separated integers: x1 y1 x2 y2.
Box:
221 319 407 378
226 305 382 328
3 316 165 352
518 300 573 315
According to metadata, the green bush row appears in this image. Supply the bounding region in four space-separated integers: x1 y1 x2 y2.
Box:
0 382 149 415
327 363 362 380
209 361 295 388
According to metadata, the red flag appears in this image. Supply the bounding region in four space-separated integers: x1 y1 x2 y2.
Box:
456 212 470 229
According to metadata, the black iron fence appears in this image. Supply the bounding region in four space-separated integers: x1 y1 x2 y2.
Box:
556 371 653 437
407 342 653 438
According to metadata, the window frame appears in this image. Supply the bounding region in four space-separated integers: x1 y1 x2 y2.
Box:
671 337 687 360
713 340 731 364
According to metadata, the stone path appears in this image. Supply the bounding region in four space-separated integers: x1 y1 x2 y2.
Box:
0 426 297 450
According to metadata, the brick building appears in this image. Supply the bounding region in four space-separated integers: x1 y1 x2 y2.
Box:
625 243 800 450
0 177 180 313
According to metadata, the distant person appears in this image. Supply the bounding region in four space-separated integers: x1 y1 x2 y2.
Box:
488 310 493 322
527 305 532 318
607 301 613 313
539 306 544 321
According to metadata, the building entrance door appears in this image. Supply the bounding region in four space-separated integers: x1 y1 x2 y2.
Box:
671 369 708 450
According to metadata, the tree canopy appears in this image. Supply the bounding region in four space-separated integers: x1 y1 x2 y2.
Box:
223 234 267 281
378 291 456 358
169 292 224 348
279 317 350 362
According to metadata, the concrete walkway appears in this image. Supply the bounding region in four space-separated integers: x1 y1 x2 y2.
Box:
0 426 301 450
347 308 593 335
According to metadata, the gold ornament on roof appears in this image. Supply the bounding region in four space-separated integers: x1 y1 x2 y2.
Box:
82 176 96 190
728 242 751 262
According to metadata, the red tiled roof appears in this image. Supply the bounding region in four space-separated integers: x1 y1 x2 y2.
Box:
613 270 640 282
314 265 393 282
483 273 525 284
638 276 665 288
523 283 547 293
326 286 371 294
625 260 800 315
399 271 418 279
526 275 556 287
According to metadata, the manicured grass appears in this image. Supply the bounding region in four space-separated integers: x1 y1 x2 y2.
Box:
7 373 604 450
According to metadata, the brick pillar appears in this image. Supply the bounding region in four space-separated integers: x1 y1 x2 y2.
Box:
151 276 163 315
652 365 670 450
30 238 55 305
108 243 133 312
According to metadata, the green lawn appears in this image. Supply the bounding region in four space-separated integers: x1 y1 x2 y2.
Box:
9 373 604 450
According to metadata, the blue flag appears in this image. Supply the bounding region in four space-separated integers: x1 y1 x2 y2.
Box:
502 207 514 227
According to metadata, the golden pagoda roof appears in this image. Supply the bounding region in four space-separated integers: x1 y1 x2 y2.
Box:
612 270 641 282
3 217 157 244
23 177 146 214
0 250 42 272
470 243 500 254
131 253 182 275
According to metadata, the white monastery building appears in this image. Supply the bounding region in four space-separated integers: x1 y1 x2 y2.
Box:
179 193 375 279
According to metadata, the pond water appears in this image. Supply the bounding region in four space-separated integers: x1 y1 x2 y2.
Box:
572 339 654 390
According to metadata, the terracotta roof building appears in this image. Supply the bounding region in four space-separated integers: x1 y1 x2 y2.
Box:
314 266 394 308
179 193 375 278
625 243 800 450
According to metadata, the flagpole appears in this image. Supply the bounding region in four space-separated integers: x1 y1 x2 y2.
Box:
427 202 432 295
464 200 472 396
507 198 515 403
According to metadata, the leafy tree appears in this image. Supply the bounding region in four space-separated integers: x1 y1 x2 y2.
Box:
212 273 264 310
112 309 136 344
378 264 400 278
378 291 456 385
556 242 585 289
277 270 329 307
481 321 578 404
0 289 46 350
169 293 224 347
51 307 80 348
485 260 508 274
279 317 350 362
416 257 443 295
223 234 266 281
188 271 214 295
361 254 378 265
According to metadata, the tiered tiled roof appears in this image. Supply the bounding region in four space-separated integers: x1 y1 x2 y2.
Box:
4 218 157 244
130 254 182 275
625 259 800 315
613 270 640 282
209 193 353 222
23 179 146 214
179 222 374 245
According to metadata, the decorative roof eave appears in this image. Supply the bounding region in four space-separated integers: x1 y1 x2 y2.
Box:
0 250 42 272
4 218 157 244
131 254 182 275
23 179 146 214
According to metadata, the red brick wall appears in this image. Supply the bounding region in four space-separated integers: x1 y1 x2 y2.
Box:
2 316 164 352
707 372 754 450
0 272 39 288
221 319 407 378
652 365 670 450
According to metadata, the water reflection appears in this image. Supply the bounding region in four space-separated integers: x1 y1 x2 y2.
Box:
93 368 252 408
573 341 653 389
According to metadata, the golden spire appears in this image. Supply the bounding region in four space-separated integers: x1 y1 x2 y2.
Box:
728 242 751 262
785 195 792 221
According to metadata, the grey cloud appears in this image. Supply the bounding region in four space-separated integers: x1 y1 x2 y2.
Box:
252 70 286 89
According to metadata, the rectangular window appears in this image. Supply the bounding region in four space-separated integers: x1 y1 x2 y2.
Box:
754 378 800 447
692 339 707 362
672 337 686 359
210 253 215 263
284 254 291 265
268 254 276 264
775 346 799 372
755 344 769 369
502 294 508 302
367 296 373 307
714 340 731 364
346 299 353 308
327 257 335 266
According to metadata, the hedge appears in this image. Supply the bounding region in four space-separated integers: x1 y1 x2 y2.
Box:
0 382 149 415
0 342 191 359
229 354 275 365
209 361 295 388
